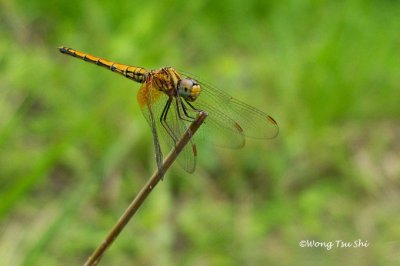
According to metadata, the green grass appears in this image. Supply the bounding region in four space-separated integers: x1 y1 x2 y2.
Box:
1 0 400 265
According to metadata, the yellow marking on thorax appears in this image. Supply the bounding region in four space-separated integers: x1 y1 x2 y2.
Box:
150 67 182 95
168 68 181 88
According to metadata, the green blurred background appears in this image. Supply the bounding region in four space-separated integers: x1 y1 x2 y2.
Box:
1 0 399 265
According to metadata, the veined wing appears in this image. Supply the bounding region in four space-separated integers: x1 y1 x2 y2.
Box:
186 77 279 148
137 80 197 173
137 81 164 172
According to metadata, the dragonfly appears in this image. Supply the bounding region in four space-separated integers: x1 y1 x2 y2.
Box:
59 46 278 173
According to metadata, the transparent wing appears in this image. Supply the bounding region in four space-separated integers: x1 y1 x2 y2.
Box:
137 81 164 172
191 98 246 148
186 77 278 148
159 96 197 173
137 80 197 173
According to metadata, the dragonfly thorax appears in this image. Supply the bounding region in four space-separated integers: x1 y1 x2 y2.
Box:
177 78 201 102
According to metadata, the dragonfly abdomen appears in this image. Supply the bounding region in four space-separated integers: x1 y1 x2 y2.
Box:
59 46 148 84
124 66 147 83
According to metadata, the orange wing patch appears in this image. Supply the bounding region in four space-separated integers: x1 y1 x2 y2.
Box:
137 82 163 108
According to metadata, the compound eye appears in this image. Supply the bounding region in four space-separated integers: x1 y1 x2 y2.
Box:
180 79 193 88
179 78 194 96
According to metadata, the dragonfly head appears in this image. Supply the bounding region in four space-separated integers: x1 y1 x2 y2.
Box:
177 78 201 102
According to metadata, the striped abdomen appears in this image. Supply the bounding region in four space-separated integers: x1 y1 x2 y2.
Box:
59 46 148 83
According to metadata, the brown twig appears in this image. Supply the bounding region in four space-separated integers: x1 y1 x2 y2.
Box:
84 111 208 266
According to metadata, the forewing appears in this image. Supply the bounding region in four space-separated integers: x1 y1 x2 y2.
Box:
192 79 278 144
137 81 164 171
137 82 197 173
160 97 197 173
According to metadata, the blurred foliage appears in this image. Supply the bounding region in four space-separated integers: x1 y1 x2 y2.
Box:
1 0 400 265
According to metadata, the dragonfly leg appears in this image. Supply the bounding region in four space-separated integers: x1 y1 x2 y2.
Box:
175 97 196 122
180 99 198 121
184 99 202 112
160 97 179 142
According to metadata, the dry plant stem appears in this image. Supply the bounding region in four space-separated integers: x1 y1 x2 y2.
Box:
84 111 208 266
